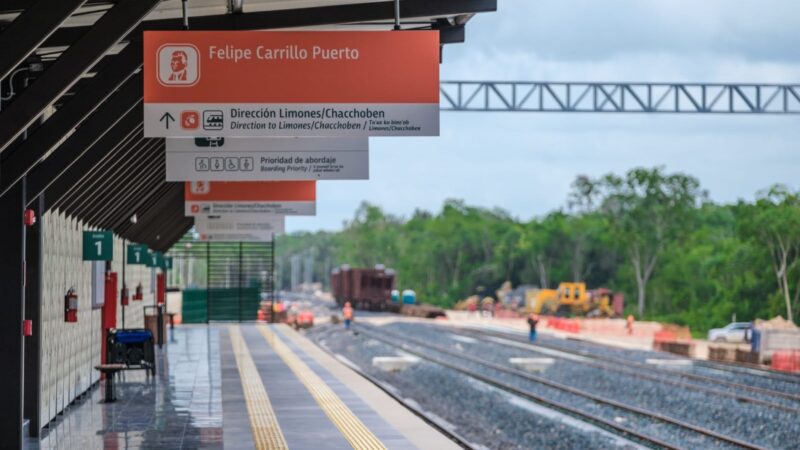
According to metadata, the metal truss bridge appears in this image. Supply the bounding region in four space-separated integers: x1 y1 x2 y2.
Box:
440 81 800 114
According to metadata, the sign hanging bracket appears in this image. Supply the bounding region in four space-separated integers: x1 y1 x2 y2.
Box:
394 0 401 30
182 0 190 30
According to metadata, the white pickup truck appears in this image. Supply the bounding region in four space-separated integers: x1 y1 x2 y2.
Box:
708 322 752 343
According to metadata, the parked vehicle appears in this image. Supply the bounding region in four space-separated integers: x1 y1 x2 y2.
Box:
708 322 752 343
528 282 624 317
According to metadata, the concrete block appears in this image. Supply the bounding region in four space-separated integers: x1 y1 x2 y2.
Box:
645 358 693 369
372 356 420 372
509 357 555 372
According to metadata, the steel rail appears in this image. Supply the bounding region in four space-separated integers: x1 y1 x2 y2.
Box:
447 326 800 414
694 358 800 384
358 326 767 450
313 328 476 450
462 326 800 404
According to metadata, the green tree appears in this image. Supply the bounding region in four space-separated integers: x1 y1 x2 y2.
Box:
738 185 800 322
591 167 703 316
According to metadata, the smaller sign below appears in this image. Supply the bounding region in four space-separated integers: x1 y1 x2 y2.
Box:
83 230 113 261
127 244 149 265
160 256 173 271
185 181 316 216
146 251 162 269
166 137 369 181
194 214 284 242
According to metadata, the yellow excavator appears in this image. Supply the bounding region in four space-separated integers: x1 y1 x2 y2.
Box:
527 282 623 317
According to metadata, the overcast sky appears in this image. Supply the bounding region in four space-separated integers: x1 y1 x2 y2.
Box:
287 0 800 232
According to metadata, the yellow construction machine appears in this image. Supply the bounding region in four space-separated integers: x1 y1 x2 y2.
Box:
526 282 623 317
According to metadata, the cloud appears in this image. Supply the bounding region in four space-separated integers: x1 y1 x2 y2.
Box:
286 1 800 232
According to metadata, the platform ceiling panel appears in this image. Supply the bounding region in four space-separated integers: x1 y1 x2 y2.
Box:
0 0 495 250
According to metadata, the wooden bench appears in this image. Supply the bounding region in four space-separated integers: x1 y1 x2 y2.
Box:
94 364 126 402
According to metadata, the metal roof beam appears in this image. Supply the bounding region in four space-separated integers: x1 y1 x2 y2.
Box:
123 183 186 249
0 0 111 14
83 139 164 225
25 76 142 204
43 0 498 48
0 0 86 80
106 172 170 231
49 123 143 214
115 182 174 235
0 0 158 155
0 41 142 196
101 153 169 230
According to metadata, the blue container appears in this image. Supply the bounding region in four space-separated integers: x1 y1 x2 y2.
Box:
114 329 153 344
402 289 416 305
391 290 400 303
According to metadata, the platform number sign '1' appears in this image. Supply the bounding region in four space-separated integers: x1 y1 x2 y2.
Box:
82 231 113 261
146 251 162 268
127 244 149 265
160 256 173 271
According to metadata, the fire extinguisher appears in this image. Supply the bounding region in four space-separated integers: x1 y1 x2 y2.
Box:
133 283 143 301
121 284 129 306
64 288 78 323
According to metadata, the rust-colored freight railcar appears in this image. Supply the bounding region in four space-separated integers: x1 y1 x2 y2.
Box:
330 266 397 311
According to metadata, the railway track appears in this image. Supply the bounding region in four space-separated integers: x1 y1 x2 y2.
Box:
455 325 800 405
356 325 768 450
694 358 800 384
311 328 476 450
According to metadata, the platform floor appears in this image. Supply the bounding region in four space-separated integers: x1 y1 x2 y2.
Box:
24 324 456 450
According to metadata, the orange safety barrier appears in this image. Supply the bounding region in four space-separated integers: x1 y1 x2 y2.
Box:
545 317 580 333
653 330 677 343
771 350 800 373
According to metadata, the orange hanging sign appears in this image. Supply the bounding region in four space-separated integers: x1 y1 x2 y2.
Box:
144 31 440 137
185 181 316 216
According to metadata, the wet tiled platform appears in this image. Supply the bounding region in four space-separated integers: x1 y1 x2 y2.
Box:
24 324 454 449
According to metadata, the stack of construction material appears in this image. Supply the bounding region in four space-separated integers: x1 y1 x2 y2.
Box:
752 316 800 367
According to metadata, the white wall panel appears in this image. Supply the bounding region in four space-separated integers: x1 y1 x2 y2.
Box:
38 210 154 427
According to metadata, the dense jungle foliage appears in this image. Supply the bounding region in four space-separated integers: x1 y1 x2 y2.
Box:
276 167 800 333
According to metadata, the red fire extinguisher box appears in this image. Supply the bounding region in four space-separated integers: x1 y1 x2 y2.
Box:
65 289 78 323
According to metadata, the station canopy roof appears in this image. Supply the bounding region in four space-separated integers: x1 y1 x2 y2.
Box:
0 0 496 251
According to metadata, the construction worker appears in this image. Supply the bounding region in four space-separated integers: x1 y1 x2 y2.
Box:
527 313 540 342
343 302 354 330
626 314 635 335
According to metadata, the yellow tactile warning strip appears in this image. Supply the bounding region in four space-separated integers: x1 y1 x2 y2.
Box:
228 325 289 450
258 324 388 450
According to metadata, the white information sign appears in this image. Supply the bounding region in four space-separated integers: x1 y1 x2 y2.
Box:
194 214 284 242
165 137 369 181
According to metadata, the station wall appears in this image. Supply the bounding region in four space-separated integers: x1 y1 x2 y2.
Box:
38 210 152 427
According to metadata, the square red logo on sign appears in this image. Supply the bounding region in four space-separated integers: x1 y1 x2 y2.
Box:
181 111 200 129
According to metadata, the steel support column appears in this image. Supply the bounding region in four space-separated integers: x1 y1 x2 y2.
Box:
0 178 27 449
23 193 44 437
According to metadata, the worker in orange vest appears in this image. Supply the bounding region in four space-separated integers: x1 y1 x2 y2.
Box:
343 302 354 330
626 314 635 335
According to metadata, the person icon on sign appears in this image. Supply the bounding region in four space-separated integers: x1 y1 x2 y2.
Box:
169 50 189 81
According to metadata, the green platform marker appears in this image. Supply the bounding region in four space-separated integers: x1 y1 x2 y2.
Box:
127 244 149 265
83 231 113 261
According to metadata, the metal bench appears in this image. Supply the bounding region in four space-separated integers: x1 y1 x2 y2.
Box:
94 364 126 402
